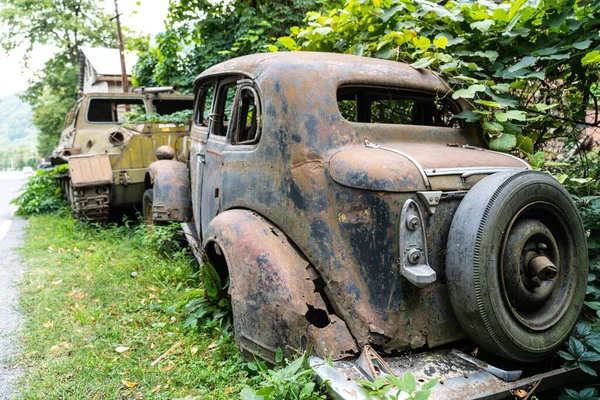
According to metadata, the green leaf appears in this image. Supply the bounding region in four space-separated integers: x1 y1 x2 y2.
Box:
585 301 600 311
586 334 600 353
534 103 558 111
421 378 439 391
489 134 517 151
403 370 416 393
381 5 405 22
372 377 387 389
413 390 431 400
579 388 599 400
412 36 431 51
470 20 495 32
573 40 592 50
508 56 537 72
255 386 274 396
516 135 534 154
300 382 315 398
483 121 504 133
433 36 448 49
578 351 600 362
452 84 486 99
495 110 527 122
313 27 333 36
579 362 598 377
492 83 511 93
410 57 435 69
454 110 483 122
488 92 519 107
558 350 576 361
474 50 499 62
277 37 297 51
575 321 592 336
267 44 279 52
569 337 586 358
240 387 264 400
275 347 283 363
582 51 600 66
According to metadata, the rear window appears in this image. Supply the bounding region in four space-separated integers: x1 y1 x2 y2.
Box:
337 86 461 128
87 98 145 123
152 99 193 115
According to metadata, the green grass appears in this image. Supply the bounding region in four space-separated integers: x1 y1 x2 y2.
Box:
18 214 251 399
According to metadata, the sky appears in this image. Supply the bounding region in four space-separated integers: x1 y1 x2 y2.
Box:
0 0 170 98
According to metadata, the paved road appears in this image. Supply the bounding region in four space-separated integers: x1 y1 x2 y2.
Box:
0 171 28 399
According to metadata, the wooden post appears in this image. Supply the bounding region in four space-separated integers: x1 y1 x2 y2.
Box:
114 0 129 93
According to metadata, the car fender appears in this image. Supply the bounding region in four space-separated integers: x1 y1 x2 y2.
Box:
145 160 192 222
203 209 358 362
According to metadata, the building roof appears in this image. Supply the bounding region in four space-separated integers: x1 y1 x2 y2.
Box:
80 47 138 76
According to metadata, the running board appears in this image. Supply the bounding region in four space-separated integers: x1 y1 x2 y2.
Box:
310 347 586 400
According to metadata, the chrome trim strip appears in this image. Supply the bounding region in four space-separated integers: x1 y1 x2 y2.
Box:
425 166 528 178
364 139 431 190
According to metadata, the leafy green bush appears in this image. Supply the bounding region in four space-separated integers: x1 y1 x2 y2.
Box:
181 261 232 342
559 387 600 400
11 164 68 216
357 371 438 400
123 109 193 124
277 0 600 155
241 352 326 400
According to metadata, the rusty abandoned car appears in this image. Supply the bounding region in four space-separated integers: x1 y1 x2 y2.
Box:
51 89 193 221
144 52 590 398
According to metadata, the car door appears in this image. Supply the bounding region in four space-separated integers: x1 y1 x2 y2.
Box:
190 80 216 236
200 77 240 236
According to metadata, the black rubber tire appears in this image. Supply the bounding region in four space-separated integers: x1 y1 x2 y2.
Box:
142 188 154 225
446 170 587 362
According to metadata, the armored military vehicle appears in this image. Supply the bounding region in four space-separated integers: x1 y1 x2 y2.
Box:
52 88 193 221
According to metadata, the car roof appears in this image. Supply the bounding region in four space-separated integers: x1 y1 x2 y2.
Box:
194 52 450 94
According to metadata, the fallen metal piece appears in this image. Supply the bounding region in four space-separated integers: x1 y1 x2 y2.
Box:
310 347 588 400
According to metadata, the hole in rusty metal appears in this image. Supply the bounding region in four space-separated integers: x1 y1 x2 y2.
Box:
109 131 125 146
305 304 330 328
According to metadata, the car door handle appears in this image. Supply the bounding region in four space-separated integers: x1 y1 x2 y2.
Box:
197 154 205 164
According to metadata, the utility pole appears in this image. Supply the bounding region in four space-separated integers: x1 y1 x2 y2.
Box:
114 0 129 93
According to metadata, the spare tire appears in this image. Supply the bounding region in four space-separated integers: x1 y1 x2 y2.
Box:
446 170 587 361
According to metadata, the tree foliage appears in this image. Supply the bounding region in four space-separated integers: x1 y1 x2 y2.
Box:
277 0 600 158
0 0 117 156
132 0 322 89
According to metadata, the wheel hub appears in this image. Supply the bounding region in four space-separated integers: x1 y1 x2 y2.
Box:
501 211 568 331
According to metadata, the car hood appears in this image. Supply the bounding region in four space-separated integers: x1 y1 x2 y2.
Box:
328 141 529 192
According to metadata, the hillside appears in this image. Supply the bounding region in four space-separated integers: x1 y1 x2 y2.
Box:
0 95 38 169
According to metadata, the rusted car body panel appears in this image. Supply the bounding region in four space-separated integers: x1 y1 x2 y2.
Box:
310 350 592 400
189 53 528 357
145 159 192 222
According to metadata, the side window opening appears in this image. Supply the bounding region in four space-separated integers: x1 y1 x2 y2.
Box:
337 86 461 128
194 83 216 127
87 98 145 123
212 83 237 137
233 87 261 145
152 99 194 115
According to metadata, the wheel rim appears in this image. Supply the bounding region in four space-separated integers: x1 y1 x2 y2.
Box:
500 201 576 331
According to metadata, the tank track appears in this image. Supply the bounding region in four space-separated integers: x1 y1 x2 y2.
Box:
69 183 111 223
